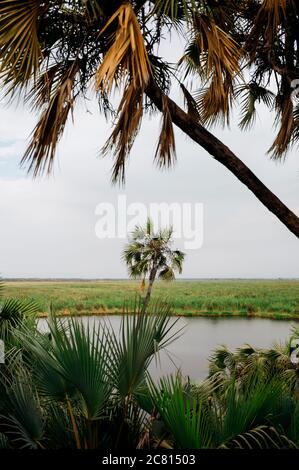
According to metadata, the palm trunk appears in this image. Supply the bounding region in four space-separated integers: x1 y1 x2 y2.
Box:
143 267 157 312
146 81 299 238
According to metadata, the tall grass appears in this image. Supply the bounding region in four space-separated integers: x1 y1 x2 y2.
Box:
3 279 299 319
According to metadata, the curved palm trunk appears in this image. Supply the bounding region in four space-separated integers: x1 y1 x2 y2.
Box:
143 267 158 312
146 82 299 238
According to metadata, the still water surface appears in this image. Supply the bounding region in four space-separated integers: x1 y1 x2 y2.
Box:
38 316 299 381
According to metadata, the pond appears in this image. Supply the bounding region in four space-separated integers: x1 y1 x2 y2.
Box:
38 316 299 382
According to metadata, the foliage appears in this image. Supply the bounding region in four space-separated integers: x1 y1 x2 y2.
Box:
123 218 185 282
0 299 182 449
1 293 299 449
4 279 299 319
123 219 185 309
0 0 298 182
0 280 39 347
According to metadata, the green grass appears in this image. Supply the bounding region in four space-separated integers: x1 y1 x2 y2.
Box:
3 279 299 319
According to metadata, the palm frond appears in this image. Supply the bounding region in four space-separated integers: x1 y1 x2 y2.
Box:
180 83 201 121
148 374 214 449
236 83 275 130
269 95 294 159
96 3 151 92
154 95 177 168
181 13 241 125
1 371 44 449
21 60 79 176
102 82 144 184
158 267 175 281
0 0 44 90
105 299 182 400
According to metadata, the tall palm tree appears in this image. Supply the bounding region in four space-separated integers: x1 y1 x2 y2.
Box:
0 1 298 236
123 219 185 310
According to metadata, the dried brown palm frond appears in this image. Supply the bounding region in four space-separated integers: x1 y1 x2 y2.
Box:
180 83 200 121
246 0 295 63
154 95 176 169
21 61 79 176
194 15 240 80
0 0 44 90
26 62 75 110
181 14 241 125
96 3 151 93
269 95 294 159
102 82 144 184
197 76 235 126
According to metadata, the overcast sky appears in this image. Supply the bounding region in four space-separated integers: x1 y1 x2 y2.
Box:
0 37 298 279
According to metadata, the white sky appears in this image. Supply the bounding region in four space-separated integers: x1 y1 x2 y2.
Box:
0 35 298 279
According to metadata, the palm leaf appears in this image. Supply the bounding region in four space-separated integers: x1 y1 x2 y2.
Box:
148 374 214 449
154 95 177 169
22 60 79 176
0 371 44 449
96 3 151 92
0 0 44 89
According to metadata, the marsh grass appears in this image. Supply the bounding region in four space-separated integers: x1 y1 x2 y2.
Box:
3 279 299 319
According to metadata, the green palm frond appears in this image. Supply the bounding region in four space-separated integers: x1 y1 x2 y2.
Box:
158 267 175 281
106 299 182 400
0 433 10 448
149 374 214 449
0 298 39 345
0 371 44 449
236 83 275 130
19 316 112 421
223 425 294 449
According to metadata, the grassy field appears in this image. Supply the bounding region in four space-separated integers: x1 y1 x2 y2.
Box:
3 279 299 319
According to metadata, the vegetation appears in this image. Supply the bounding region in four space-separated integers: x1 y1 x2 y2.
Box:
123 219 185 310
0 279 39 348
0 0 298 235
4 279 299 319
1 299 299 449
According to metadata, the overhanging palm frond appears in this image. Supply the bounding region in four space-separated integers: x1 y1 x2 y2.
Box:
152 0 197 22
0 0 44 90
21 60 79 176
102 82 144 184
268 95 294 159
246 0 292 64
181 13 241 125
96 3 151 92
155 95 177 169
180 83 201 121
236 83 275 130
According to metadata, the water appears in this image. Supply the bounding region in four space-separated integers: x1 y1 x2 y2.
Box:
38 316 299 382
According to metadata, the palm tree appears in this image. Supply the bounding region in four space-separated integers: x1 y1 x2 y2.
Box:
0 1 298 236
123 219 185 310
208 329 299 398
